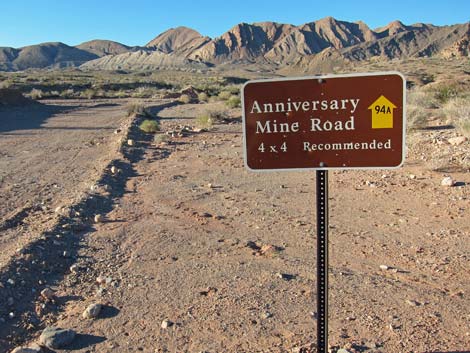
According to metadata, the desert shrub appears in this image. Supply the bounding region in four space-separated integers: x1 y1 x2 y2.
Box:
407 89 437 109
226 95 241 108
154 134 169 144
59 89 75 98
195 109 228 129
30 88 43 100
81 88 97 99
139 119 160 133
178 94 191 104
443 97 470 138
406 105 428 132
433 85 459 104
126 103 148 117
197 92 208 102
218 90 232 101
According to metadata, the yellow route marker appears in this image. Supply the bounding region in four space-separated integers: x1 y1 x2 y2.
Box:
368 95 397 129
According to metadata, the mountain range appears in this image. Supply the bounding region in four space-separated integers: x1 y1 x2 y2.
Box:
1 17 469 72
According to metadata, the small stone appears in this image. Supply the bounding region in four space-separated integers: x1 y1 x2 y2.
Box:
448 136 467 146
96 276 106 284
127 139 134 146
110 166 117 174
41 288 55 300
39 326 76 349
69 264 79 273
161 319 173 329
82 303 102 319
379 265 389 270
7 278 15 285
441 176 455 187
406 299 420 307
9 312 14 318
261 311 273 319
409 174 416 179
94 214 103 223
337 349 352 353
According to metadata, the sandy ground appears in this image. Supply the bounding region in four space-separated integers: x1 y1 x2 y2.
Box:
1 100 469 353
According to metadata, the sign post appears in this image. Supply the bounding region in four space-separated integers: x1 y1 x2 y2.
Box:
241 72 406 352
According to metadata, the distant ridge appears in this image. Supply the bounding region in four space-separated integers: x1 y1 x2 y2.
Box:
0 17 469 72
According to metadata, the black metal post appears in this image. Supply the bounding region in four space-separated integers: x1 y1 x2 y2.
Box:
316 170 329 353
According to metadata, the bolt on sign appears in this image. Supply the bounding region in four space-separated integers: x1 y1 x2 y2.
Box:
242 72 406 170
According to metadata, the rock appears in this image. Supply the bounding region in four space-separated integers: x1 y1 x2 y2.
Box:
94 214 103 223
39 327 76 349
82 303 102 319
406 299 420 307
9 312 14 318
114 129 122 134
441 176 455 187
110 166 117 174
337 349 352 353
11 344 42 353
127 139 134 146
69 264 79 273
448 136 467 146
379 265 389 270
161 319 173 329
409 174 416 179
7 278 15 285
261 311 273 319
40 288 55 300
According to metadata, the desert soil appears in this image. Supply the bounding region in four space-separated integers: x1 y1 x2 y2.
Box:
0 99 469 353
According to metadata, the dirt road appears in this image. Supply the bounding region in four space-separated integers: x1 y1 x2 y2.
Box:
1 101 469 352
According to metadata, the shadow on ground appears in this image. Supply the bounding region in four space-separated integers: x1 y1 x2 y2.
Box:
0 104 79 134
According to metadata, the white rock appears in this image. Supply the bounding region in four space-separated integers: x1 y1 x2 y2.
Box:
94 214 103 223
41 288 55 300
161 319 173 329
379 265 389 270
337 349 352 353
127 139 134 146
69 264 79 273
448 136 467 146
82 303 102 319
110 166 117 174
409 174 416 179
441 176 455 187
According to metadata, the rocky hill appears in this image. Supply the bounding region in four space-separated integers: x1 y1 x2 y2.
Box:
145 26 210 56
75 39 134 57
0 18 468 72
0 42 98 71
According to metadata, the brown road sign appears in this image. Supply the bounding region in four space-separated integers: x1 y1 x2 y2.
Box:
242 72 406 171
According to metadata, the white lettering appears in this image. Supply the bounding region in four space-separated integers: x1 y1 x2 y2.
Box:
251 100 262 114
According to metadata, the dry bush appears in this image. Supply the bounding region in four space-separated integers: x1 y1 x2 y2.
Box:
443 97 470 138
178 94 191 104
226 95 241 108
139 119 160 133
29 88 43 100
407 89 438 109
218 91 232 101
197 92 208 102
195 109 229 129
126 102 148 117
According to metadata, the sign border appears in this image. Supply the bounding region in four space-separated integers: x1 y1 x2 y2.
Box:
241 71 407 172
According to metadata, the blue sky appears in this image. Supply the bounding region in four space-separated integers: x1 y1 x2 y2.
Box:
1 0 469 47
